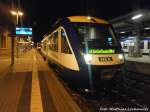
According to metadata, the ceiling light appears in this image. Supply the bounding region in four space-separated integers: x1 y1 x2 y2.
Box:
145 27 150 30
131 14 143 20
120 31 125 34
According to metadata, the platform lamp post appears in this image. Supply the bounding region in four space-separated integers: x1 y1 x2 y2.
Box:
11 11 23 25
10 11 23 65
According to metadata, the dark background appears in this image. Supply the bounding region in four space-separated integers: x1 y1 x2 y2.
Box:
0 0 150 42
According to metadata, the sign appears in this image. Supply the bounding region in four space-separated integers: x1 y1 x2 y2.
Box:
99 57 113 62
16 27 32 35
89 49 115 54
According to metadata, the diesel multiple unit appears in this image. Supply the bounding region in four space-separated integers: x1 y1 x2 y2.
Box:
41 16 125 91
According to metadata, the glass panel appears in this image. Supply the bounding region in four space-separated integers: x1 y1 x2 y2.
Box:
73 23 121 54
49 35 54 51
61 29 71 54
140 41 144 49
73 23 118 48
53 31 58 52
148 41 150 49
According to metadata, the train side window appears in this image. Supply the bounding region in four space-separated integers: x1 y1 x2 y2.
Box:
49 34 54 51
61 29 72 54
43 40 47 51
53 31 58 52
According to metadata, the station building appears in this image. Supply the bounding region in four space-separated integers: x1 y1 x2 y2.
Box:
0 27 11 56
0 9 13 57
110 9 150 57
0 27 33 57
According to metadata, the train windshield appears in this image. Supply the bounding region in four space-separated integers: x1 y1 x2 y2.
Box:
73 23 119 51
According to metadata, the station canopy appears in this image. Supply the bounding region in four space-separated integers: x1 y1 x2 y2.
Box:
110 9 150 38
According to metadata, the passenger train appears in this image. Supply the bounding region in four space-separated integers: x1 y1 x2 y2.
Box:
120 37 150 54
41 16 125 91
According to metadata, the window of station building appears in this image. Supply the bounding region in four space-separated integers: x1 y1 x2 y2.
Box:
61 29 72 54
0 36 2 48
148 41 150 49
140 41 144 49
123 43 127 49
0 34 6 48
53 31 58 52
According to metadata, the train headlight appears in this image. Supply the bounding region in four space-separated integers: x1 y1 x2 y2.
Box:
118 54 124 61
84 54 92 63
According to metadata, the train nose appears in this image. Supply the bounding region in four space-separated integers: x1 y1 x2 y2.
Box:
101 69 119 80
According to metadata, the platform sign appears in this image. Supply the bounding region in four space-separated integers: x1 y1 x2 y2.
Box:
16 27 32 35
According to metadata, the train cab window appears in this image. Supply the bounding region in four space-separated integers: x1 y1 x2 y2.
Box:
53 31 58 52
73 23 118 49
61 29 72 54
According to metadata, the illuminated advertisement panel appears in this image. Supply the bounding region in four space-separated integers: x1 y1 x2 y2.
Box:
16 27 32 35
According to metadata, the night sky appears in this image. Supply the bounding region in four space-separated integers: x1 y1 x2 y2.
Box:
1 0 150 42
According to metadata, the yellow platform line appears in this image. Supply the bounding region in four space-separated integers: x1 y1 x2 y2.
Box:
30 50 43 112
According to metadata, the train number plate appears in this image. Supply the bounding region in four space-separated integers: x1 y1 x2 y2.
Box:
99 57 113 62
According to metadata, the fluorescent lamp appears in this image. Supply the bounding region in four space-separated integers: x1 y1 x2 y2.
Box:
131 14 143 20
120 31 125 34
145 27 150 30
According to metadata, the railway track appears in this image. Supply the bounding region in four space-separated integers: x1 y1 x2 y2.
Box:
77 71 150 112
125 71 150 99
126 71 150 85
112 84 150 108
79 83 149 112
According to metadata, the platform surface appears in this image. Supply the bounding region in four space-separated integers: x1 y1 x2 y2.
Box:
125 54 150 75
0 49 81 112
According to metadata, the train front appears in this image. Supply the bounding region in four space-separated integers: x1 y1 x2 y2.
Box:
70 16 125 91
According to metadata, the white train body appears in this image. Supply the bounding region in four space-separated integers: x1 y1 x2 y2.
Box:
41 16 125 90
120 37 150 54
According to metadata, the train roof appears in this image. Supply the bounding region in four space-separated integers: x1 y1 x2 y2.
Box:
41 16 109 42
67 16 109 24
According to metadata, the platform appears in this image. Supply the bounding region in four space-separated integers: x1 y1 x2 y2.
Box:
0 49 81 112
125 54 150 75
125 54 150 64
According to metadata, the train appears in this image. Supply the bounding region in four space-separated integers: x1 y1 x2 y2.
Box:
120 36 150 54
40 16 125 91
36 42 41 51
